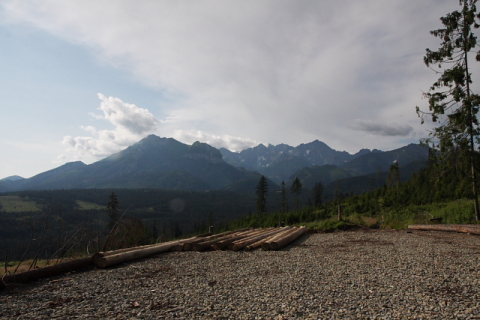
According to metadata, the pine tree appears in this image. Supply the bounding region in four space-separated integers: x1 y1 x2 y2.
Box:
313 182 324 208
106 192 119 229
255 175 269 214
280 181 289 212
291 177 303 211
416 0 480 220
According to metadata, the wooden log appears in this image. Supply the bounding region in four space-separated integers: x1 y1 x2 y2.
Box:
211 229 265 250
230 228 285 251
228 228 275 250
1 256 93 289
408 224 480 235
193 229 254 251
93 240 185 269
268 226 307 251
183 229 250 251
262 227 299 251
246 227 292 250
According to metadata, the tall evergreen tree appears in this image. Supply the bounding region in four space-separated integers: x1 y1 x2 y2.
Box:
313 182 324 208
416 0 480 220
106 192 119 229
280 181 289 212
291 177 303 211
255 175 269 214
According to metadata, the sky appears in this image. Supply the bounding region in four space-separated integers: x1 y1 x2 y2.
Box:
0 0 476 179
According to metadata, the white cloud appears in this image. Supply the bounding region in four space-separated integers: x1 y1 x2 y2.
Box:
2 0 465 154
62 94 159 160
173 130 260 152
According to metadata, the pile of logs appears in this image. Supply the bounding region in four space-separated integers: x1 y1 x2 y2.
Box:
92 226 307 268
1 226 307 288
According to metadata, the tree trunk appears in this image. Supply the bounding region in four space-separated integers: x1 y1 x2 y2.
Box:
1 257 93 289
246 227 292 250
92 238 197 268
211 229 264 250
268 226 307 251
231 228 286 251
182 229 250 251
408 224 480 235
261 227 298 251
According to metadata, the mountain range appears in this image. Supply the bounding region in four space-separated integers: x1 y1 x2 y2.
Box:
0 135 429 194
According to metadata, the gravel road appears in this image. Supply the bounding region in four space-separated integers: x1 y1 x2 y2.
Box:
1 229 480 319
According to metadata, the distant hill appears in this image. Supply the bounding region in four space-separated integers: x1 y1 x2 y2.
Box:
0 175 25 181
1 136 428 195
319 160 429 200
285 165 359 189
2 135 264 193
220 140 380 184
340 144 429 175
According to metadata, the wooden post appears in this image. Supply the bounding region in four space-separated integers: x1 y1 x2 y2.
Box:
338 205 343 221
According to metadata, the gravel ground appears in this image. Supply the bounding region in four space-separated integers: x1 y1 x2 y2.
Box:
1 229 480 319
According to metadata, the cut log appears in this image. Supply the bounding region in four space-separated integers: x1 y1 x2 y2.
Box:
228 228 275 250
1 256 93 289
408 224 480 235
93 240 185 269
268 226 307 251
193 229 254 251
211 229 266 250
229 228 285 251
246 227 292 250
183 229 250 251
261 227 299 251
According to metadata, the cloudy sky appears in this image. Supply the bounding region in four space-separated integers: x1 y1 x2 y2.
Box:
0 0 474 179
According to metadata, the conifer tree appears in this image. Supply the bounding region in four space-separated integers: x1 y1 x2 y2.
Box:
416 0 480 220
280 181 289 212
291 177 303 211
313 182 324 208
255 175 269 214
106 192 119 229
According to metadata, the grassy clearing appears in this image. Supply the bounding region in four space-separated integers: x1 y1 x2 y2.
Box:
300 199 478 232
76 200 104 210
0 196 41 212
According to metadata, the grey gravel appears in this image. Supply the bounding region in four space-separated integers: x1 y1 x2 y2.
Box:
1 229 480 319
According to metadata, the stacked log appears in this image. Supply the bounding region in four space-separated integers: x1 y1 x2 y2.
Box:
182 229 250 251
261 227 302 251
408 224 480 235
246 227 293 250
193 229 256 251
1 227 308 288
92 236 201 268
267 226 307 251
230 228 286 251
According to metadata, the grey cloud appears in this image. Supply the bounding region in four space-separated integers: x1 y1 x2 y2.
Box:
350 120 413 137
4 0 457 154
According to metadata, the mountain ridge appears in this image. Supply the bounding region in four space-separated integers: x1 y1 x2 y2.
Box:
1 135 428 194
